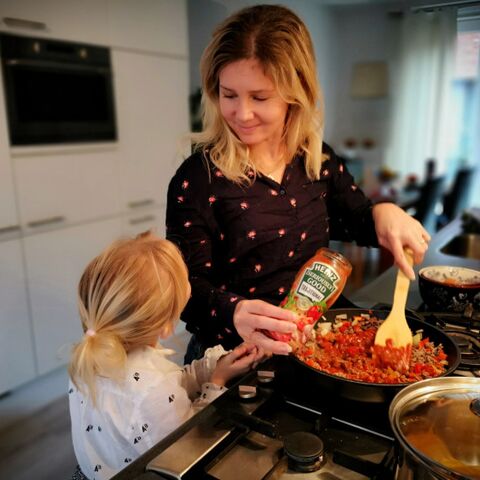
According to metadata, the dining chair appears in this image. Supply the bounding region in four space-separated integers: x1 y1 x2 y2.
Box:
437 167 476 229
412 175 446 233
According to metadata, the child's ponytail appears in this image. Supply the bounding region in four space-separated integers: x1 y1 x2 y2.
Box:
69 330 126 405
68 232 190 405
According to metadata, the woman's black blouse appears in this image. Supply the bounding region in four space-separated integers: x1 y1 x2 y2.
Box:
166 144 378 349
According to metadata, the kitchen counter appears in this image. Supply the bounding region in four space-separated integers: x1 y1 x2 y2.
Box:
350 209 480 309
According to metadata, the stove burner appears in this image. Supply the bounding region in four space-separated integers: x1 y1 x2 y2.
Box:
283 431 324 473
444 329 480 368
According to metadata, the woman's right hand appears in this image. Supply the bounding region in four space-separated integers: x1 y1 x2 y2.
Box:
233 299 297 355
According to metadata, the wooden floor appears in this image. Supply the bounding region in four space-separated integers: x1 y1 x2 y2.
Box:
0 243 385 480
0 395 76 480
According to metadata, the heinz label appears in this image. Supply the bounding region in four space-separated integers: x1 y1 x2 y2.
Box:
296 262 339 305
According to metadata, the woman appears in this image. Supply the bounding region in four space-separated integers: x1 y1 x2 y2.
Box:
166 4 430 362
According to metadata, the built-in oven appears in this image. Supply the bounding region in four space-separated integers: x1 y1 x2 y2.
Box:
0 33 117 146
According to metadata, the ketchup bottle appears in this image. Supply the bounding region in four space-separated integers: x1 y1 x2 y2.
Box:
270 248 352 342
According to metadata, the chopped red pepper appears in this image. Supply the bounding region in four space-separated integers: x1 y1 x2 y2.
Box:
294 316 448 384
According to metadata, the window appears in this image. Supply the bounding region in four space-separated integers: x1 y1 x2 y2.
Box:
446 15 480 207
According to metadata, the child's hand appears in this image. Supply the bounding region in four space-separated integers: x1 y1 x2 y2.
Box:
210 343 264 387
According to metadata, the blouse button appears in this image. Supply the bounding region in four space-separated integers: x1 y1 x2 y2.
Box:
279 188 286 196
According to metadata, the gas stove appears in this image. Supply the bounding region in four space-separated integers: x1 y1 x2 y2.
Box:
143 365 396 480
113 303 480 480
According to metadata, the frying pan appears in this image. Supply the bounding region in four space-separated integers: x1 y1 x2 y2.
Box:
280 308 461 404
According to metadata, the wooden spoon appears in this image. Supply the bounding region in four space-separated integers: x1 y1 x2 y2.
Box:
374 249 414 372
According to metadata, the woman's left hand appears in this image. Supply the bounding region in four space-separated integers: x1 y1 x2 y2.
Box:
372 203 431 280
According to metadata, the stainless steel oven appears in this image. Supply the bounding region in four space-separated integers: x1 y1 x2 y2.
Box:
0 33 117 146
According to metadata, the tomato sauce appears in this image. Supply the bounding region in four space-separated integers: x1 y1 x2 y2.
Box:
295 314 448 384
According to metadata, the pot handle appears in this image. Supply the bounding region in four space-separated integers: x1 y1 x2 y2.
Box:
470 397 480 417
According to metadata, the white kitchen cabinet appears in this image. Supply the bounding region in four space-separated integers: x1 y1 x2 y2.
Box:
122 205 166 238
0 0 109 45
113 50 189 213
13 146 121 234
0 57 19 234
107 0 188 56
0 238 36 394
23 218 122 375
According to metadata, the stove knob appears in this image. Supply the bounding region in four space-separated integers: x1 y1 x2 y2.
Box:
238 384 257 400
257 370 275 384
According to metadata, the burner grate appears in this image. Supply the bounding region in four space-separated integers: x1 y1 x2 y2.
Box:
443 329 480 368
418 311 480 371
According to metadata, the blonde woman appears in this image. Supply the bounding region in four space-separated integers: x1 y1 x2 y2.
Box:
166 4 430 362
68 232 262 480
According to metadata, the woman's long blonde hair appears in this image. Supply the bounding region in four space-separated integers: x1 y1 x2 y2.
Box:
68 232 190 404
192 4 326 184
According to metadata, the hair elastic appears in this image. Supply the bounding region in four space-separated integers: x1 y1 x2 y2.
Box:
85 329 96 337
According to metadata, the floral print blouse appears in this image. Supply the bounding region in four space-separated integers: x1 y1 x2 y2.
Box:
166 143 377 349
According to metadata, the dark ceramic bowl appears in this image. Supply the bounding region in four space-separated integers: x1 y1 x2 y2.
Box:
418 266 480 312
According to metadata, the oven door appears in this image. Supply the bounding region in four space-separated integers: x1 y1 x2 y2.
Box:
2 58 117 146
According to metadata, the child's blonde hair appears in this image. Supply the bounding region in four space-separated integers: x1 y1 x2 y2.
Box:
68 231 190 404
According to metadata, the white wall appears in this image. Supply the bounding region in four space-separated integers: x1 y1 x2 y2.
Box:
328 4 400 171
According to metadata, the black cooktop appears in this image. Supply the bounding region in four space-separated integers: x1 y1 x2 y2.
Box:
112 302 478 479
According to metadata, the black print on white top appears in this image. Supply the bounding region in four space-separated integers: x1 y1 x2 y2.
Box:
142 424 148 432
86 425 94 432
168 394 175 403
94 464 102 472
97 426 102 432
68 387 74 394
133 372 140 381
134 436 142 444
124 458 132 463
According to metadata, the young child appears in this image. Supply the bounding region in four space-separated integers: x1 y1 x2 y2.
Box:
68 231 262 480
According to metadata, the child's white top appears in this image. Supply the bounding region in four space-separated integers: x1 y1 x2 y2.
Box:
69 344 227 480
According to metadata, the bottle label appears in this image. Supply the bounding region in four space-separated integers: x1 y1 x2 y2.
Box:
295 261 339 307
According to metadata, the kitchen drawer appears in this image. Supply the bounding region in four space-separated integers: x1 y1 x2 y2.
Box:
14 145 121 233
23 217 122 375
122 206 166 238
113 50 189 213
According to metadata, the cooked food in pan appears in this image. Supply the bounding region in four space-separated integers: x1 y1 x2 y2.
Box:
294 313 448 384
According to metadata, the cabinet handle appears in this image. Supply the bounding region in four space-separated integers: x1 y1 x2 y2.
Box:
27 216 65 228
128 199 154 209
3 17 47 31
0 224 21 236
129 215 156 226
